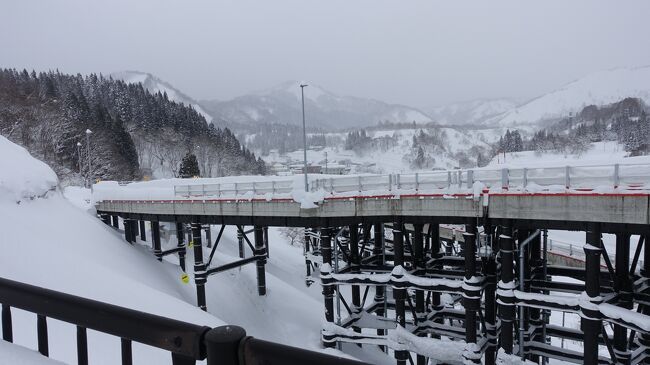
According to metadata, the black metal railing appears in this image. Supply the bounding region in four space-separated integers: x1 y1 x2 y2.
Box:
0 277 368 365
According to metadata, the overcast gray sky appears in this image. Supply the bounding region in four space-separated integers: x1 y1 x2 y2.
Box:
2 0 650 108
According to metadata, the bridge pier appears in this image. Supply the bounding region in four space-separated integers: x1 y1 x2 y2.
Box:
152 221 162 261
320 227 335 348
498 224 515 354
614 232 631 364
176 223 186 272
462 223 481 364
392 221 408 365
111 215 119 229
191 223 207 311
139 221 146 242
254 226 267 296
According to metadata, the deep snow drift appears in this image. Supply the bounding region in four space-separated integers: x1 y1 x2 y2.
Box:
0 135 385 363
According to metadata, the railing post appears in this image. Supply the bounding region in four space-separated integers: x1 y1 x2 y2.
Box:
37 314 48 356
523 168 528 190
457 170 462 188
2 304 12 342
565 166 570 189
271 180 276 194
498 224 515 354
467 170 474 189
320 227 335 348
234 183 238 196
415 172 419 191
614 164 620 189
501 168 509 190
396 174 401 189
121 338 132 365
358 176 362 193
447 171 452 189
217 183 221 198
388 174 393 192
205 326 246 365
77 326 88 365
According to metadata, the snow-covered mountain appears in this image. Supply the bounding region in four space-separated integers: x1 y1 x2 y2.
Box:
111 71 214 123
201 81 432 130
487 66 650 128
428 98 518 126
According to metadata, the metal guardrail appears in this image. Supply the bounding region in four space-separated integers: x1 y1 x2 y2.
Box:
547 238 643 269
0 277 368 365
172 163 650 198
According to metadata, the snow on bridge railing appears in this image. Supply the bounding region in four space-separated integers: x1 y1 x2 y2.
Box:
170 162 650 199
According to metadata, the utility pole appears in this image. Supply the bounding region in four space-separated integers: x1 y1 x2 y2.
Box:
300 83 309 192
77 142 83 186
86 129 93 189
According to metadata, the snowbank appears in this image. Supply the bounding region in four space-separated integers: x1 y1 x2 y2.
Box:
0 341 64 364
0 135 57 203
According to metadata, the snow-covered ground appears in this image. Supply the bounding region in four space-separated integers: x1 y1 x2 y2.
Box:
0 135 388 364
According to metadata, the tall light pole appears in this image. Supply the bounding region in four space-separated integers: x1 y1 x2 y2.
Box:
76 142 83 186
85 129 93 188
300 83 309 192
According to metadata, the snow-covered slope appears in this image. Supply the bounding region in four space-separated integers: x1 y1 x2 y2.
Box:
111 71 214 123
0 136 387 363
0 135 57 203
202 81 432 129
488 66 650 127
428 98 518 126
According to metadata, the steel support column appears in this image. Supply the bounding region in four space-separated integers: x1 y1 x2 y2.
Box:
463 223 480 364
254 226 267 296
139 221 146 242
192 223 207 311
177 223 186 272
413 223 426 365
498 224 515 354
582 224 602 365
614 232 631 364
373 223 386 351
152 221 162 261
349 225 361 334
320 227 335 348
393 221 407 365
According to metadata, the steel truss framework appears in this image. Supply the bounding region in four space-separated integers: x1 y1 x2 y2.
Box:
98 211 650 365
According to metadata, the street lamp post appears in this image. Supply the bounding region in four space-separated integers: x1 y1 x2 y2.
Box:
76 142 83 186
85 129 93 188
300 83 309 192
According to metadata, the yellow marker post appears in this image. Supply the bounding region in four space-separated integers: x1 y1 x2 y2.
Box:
181 273 190 284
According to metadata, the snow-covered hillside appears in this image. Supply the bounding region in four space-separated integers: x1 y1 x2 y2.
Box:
261 126 501 173
0 136 387 363
487 66 650 128
487 140 650 168
201 81 432 129
111 71 214 123
428 98 518 126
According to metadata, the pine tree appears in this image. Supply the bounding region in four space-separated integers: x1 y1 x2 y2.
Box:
178 153 200 178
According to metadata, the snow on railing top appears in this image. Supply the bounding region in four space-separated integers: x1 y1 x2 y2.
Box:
92 162 650 204
171 162 650 199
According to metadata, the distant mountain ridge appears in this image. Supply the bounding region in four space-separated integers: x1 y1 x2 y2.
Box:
201 81 432 130
428 98 518 126
485 66 650 128
111 71 214 124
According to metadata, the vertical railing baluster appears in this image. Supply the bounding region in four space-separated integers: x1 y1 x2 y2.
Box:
1 304 12 342
77 326 88 365
614 164 620 189
415 173 419 191
121 338 132 365
501 168 509 190
565 166 570 190
523 168 528 190
37 314 48 356
447 171 452 189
